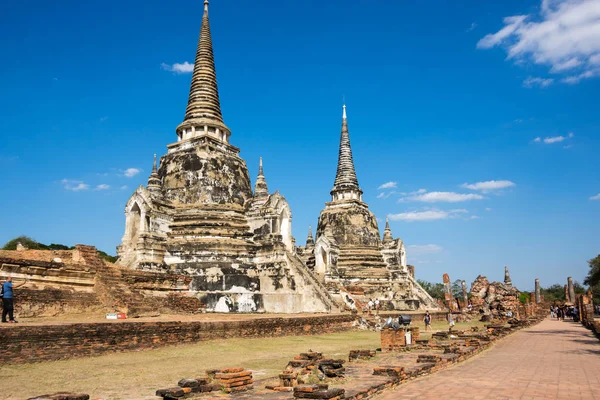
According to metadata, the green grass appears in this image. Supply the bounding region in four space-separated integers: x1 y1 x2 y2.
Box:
0 319 485 400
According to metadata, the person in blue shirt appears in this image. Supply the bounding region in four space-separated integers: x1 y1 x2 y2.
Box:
2 276 27 323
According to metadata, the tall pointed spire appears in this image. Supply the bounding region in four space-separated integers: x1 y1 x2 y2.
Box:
382 217 394 245
254 157 269 199
176 0 230 141
147 154 161 193
331 105 362 201
306 225 315 249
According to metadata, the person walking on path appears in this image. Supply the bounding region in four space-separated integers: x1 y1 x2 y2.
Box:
447 312 455 332
423 310 432 332
2 276 27 323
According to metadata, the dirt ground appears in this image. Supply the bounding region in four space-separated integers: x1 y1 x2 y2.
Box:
0 319 482 400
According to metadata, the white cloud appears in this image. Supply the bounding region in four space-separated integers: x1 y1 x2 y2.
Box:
544 135 566 143
477 0 600 84
161 62 194 74
535 133 574 144
95 184 110 191
485 207 492 211
120 185 128 190
99 116 109 122
461 180 516 191
404 191 484 203
61 179 90 192
523 76 554 88
470 215 480 220
388 209 468 222
377 191 396 200
590 193 600 200
408 244 443 255
378 181 397 190
123 168 141 178
467 22 477 32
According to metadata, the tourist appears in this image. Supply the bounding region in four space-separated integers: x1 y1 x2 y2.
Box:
423 310 432 332
367 299 373 315
2 276 27 323
374 298 380 315
447 312 455 332
467 301 473 312
549 305 555 319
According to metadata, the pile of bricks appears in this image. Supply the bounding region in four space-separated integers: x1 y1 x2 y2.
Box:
155 377 220 399
373 366 406 378
28 393 89 400
267 351 346 392
381 327 420 351
417 354 441 363
293 384 345 400
207 367 254 394
318 359 345 378
348 349 376 361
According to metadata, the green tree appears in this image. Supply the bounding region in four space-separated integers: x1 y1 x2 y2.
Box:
417 279 445 300
2 235 45 250
584 254 600 287
540 284 565 303
2 236 117 263
451 279 464 298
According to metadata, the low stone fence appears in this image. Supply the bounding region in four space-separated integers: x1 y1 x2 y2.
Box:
0 314 355 364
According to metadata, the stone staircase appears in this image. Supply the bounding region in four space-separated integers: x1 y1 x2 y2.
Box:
286 251 341 313
76 245 157 317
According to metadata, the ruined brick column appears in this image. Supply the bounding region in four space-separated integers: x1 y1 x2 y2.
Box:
535 278 541 304
567 277 575 304
564 284 569 303
443 273 453 310
461 280 468 310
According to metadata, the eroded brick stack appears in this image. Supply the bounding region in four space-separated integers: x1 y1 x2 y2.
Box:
27 393 89 400
156 377 220 399
268 351 345 392
380 328 406 350
348 349 376 361
293 384 345 400
208 367 254 394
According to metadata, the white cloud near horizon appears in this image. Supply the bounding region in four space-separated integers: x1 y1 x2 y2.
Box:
95 184 110 191
408 244 444 255
61 179 90 192
461 180 516 191
161 61 194 74
123 168 141 178
378 181 397 190
590 193 600 200
404 191 484 203
477 0 600 84
388 209 468 222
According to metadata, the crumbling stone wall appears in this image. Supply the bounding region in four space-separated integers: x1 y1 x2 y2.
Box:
0 315 356 364
469 275 521 320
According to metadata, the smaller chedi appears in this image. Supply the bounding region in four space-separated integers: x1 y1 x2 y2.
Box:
296 106 437 311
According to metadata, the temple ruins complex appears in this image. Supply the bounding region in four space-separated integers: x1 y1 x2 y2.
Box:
114 1 437 313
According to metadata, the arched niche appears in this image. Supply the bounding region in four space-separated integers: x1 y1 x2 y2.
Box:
126 202 142 244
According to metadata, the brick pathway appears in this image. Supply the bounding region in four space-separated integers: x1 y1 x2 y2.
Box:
376 319 600 400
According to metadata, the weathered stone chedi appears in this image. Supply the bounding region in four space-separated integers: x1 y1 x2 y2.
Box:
116 2 435 313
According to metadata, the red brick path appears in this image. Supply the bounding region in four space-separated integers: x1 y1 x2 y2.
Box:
376 318 600 399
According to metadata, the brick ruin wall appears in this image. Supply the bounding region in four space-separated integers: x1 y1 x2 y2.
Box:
0 245 198 317
0 314 356 364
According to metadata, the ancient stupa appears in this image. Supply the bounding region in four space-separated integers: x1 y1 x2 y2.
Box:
116 1 337 313
301 106 438 310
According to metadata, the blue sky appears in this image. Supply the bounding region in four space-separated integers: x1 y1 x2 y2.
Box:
1 0 599 291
